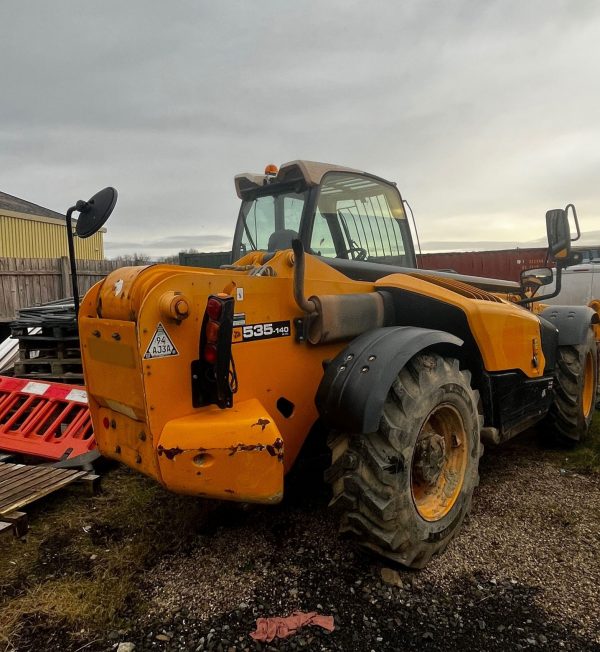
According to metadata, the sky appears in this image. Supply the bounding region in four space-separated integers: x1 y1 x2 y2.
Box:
1 1 599 257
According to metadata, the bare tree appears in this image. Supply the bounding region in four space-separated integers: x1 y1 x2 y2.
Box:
113 252 152 265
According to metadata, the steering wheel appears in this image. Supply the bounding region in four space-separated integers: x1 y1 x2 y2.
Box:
343 246 368 261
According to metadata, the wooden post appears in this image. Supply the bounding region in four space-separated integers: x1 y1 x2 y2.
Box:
60 256 71 299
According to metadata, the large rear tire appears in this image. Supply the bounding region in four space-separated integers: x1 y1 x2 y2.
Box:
545 329 598 444
325 352 482 569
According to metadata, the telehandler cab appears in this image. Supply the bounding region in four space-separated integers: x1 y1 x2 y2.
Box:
77 161 599 568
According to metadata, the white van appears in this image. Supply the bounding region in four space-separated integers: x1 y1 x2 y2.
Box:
543 262 600 305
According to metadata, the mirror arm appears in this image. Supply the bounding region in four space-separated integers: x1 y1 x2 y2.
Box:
65 205 81 316
566 203 581 242
518 263 563 306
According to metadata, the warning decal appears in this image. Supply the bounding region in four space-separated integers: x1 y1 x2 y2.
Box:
144 323 179 359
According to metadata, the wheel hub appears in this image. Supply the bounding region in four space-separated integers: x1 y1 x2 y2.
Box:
413 431 446 486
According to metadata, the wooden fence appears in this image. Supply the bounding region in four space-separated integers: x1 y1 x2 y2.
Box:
0 257 119 321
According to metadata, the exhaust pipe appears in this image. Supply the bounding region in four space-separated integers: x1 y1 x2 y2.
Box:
292 239 317 314
291 239 386 345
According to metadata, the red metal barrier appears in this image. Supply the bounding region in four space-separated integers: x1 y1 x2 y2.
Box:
0 376 95 461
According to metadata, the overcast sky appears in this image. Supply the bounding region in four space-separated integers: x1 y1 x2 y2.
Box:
1 1 599 257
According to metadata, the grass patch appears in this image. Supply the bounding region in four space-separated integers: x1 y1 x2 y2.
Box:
0 466 214 648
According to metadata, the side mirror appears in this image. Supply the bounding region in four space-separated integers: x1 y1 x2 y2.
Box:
546 208 571 261
520 267 553 293
65 186 118 314
75 187 118 238
546 204 581 266
521 205 581 306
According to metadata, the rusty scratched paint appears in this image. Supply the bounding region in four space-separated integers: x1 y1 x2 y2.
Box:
251 418 271 431
228 443 265 456
157 445 184 460
227 437 284 460
159 437 284 464
265 437 284 458
159 442 282 460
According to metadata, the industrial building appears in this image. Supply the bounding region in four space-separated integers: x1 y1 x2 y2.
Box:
0 191 104 260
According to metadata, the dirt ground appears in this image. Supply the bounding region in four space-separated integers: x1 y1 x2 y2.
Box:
0 420 599 652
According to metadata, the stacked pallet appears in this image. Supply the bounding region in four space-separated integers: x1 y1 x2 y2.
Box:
10 299 83 384
0 458 99 538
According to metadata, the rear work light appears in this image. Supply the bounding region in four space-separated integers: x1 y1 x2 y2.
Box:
191 294 237 409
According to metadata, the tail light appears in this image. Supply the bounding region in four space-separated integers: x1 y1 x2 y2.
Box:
191 294 236 409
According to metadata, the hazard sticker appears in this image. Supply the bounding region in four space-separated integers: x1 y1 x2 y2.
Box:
144 323 179 359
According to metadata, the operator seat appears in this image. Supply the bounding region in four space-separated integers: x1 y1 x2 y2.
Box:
267 229 299 252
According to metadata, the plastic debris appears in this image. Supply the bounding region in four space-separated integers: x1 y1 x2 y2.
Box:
250 611 335 642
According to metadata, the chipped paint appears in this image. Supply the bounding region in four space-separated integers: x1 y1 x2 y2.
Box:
265 438 284 459
226 438 284 460
228 442 265 455
159 441 283 463
157 445 184 460
251 418 271 431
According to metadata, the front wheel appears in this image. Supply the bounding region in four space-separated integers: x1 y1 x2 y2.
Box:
544 329 598 444
325 352 482 569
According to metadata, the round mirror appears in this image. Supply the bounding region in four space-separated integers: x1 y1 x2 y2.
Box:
75 187 118 238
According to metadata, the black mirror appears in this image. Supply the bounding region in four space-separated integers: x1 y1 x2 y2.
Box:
520 267 553 290
546 203 581 266
65 186 117 314
75 187 118 238
546 208 571 261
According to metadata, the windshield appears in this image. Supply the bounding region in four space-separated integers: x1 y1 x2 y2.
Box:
239 189 307 254
311 172 411 265
234 171 412 267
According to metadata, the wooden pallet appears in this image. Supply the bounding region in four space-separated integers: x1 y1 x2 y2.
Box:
0 461 98 537
9 316 84 385
13 357 83 377
10 322 78 342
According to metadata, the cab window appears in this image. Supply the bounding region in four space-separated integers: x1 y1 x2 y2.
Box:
310 172 410 265
240 190 307 254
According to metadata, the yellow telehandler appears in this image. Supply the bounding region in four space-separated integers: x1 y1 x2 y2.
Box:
75 161 598 568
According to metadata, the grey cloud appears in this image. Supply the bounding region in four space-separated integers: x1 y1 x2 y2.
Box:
104 233 232 254
1 0 600 257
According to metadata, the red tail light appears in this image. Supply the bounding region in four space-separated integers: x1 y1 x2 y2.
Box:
205 320 220 343
192 294 236 409
206 297 223 320
204 343 217 364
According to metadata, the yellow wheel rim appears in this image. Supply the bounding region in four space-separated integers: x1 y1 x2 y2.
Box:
582 351 595 419
411 404 468 522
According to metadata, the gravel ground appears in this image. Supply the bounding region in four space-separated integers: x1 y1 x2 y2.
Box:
104 435 600 652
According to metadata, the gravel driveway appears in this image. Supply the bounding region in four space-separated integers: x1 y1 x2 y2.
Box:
116 434 600 652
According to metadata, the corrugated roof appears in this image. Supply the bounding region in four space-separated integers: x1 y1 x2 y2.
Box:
0 191 65 221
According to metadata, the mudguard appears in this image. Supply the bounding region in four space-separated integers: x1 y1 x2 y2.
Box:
540 306 599 346
315 326 463 434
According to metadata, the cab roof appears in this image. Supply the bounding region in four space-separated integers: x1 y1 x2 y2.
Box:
234 160 365 199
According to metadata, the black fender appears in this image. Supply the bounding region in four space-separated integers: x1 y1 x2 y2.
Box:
540 306 599 346
315 326 463 434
